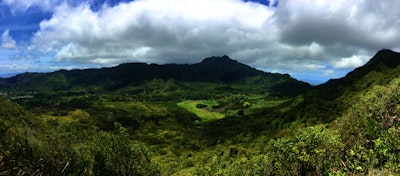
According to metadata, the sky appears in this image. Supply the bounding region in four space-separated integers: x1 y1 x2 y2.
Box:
1 0 400 84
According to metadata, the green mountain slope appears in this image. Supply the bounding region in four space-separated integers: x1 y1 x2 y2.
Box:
320 49 400 95
284 49 400 123
253 50 400 175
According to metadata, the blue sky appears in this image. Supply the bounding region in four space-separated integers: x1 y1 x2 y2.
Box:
1 0 400 84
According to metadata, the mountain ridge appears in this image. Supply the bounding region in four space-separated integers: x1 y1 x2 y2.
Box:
322 49 400 87
286 49 400 123
0 55 311 96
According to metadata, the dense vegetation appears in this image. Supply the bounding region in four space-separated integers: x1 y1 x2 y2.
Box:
0 51 399 175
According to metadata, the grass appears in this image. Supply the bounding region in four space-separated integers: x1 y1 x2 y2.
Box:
177 100 225 122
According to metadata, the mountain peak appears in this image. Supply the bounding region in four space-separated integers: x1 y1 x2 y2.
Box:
376 49 395 55
366 49 400 69
200 55 237 64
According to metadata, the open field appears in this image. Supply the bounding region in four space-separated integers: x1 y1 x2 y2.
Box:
177 100 225 122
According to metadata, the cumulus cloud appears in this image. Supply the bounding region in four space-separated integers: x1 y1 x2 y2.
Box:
274 0 400 50
30 0 275 66
1 30 17 50
16 0 400 82
332 55 368 68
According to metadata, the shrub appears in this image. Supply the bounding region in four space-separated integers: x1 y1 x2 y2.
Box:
266 125 343 175
196 103 207 109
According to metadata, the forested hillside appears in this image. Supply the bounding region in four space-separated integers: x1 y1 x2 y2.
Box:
0 56 311 96
0 51 399 175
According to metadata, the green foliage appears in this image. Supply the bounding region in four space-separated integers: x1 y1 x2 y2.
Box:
93 123 161 176
331 78 400 174
0 101 161 175
266 125 343 175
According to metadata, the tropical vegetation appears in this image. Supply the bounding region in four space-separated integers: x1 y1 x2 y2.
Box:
0 50 399 175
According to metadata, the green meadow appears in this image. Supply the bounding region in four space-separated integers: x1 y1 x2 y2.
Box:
177 100 225 122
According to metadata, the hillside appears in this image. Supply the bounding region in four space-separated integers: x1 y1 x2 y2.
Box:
320 49 400 94
282 49 400 123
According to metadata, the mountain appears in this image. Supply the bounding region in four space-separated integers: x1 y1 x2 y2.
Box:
0 55 311 96
318 49 400 99
322 49 400 88
286 49 400 123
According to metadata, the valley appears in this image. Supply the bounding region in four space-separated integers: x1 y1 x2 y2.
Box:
0 51 399 175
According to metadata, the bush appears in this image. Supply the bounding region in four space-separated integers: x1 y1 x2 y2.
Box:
93 123 161 176
332 78 400 174
266 125 343 175
196 103 207 109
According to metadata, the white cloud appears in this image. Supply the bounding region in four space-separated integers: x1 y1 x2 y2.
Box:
54 43 153 65
1 30 17 50
332 55 368 68
323 69 335 76
15 0 400 82
30 0 274 65
2 0 60 13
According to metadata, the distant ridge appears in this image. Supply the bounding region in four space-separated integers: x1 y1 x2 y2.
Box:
0 56 311 96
